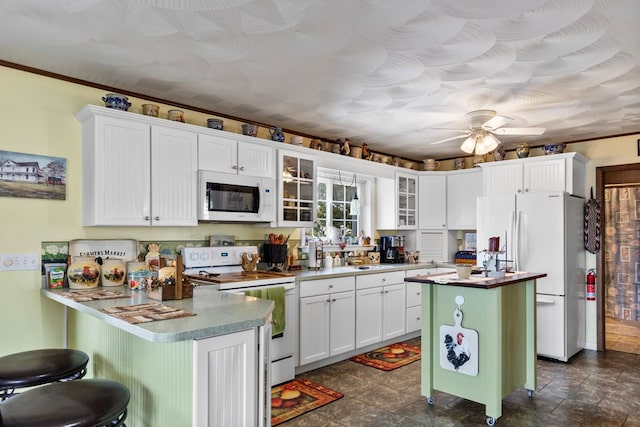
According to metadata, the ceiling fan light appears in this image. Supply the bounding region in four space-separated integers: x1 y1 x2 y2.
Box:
482 133 499 152
475 140 490 155
460 136 476 153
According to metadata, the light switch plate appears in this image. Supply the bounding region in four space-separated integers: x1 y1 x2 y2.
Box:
1 253 40 271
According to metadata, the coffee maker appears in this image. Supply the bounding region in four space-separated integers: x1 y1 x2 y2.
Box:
380 235 405 263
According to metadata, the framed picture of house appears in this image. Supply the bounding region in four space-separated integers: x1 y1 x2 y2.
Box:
0 150 67 200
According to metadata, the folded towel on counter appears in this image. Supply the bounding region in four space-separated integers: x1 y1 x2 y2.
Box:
245 287 286 337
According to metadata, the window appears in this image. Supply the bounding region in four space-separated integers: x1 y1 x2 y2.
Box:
305 169 371 244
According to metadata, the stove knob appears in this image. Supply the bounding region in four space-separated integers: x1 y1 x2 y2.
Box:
189 253 199 261
200 252 209 262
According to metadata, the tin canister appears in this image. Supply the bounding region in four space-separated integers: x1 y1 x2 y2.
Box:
127 261 149 290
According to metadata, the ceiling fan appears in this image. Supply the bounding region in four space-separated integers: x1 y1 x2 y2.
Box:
430 110 545 155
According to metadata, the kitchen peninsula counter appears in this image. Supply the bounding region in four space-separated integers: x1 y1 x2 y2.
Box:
41 285 274 343
41 286 273 427
406 271 545 425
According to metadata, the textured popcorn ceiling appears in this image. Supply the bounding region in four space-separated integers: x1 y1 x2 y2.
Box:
1 0 638 160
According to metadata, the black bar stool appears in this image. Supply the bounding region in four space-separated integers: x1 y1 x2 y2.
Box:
0 378 130 427
0 349 89 399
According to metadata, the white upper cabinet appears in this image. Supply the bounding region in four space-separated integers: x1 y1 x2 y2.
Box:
396 173 418 229
418 174 446 230
480 153 587 197
198 134 274 178
446 169 482 230
376 172 418 230
76 105 197 227
151 126 198 226
277 150 316 227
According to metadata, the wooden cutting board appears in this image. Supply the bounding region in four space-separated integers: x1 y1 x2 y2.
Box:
187 271 294 284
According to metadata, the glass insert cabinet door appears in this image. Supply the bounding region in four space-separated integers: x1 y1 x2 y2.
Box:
397 173 417 228
279 151 316 226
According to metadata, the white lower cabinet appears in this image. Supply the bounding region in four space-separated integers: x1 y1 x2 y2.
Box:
404 268 435 333
355 271 406 348
298 277 355 365
404 282 423 333
193 326 269 427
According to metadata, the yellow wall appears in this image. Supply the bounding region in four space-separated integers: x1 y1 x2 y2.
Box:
0 65 291 354
0 64 638 354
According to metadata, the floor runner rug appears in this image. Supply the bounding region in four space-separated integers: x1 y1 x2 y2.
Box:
350 342 421 371
271 378 343 426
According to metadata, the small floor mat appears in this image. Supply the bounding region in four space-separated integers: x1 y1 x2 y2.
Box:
350 342 421 371
271 378 343 426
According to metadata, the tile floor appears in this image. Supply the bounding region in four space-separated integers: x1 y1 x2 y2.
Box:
282 338 640 426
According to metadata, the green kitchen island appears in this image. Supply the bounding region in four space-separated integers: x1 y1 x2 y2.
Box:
405 271 545 426
41 285 273 427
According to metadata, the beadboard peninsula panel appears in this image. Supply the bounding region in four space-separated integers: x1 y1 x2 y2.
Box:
68 311 193 426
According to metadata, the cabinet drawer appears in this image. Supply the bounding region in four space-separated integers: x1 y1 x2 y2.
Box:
406 306 422 333
299 276 354 298
356 271 406 290
406 282 422 307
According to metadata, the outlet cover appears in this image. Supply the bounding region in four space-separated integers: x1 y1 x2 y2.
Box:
1 253 40 271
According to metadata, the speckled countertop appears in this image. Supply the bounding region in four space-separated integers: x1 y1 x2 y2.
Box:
41 262 455 344
41 286 274 343
293 261 456 280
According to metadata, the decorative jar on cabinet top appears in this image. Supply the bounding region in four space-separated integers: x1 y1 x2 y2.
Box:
102 93 131 111
516 142 530 158
102 258 127 287
269 126 285 142
543 143 566 155
68 256 101 289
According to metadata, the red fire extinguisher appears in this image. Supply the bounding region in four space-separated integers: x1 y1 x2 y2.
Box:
586 269 596 301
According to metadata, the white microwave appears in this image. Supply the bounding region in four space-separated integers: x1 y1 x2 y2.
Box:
198 170 276 222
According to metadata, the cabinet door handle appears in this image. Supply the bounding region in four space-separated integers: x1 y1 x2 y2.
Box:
239 166 245 171
517 189 522 193
329 284 333 288
144 216 150 221
155 216 160 221
332 298 336 303
232 165 238 170
326 299 330 303
524 188 529 192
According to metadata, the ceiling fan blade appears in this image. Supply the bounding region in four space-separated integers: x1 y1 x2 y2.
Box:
429 133 469 145
482 114 512 130
493 127 545 136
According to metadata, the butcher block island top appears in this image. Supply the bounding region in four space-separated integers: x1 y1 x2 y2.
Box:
407 271 545 425
405 271 546 288
41 285 274 342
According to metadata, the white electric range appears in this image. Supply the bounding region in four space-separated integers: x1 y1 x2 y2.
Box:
182 245 296 386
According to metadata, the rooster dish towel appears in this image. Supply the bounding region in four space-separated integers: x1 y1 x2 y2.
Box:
439 303 478 376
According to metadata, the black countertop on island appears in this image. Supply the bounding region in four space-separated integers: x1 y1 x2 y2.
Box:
405 271 547 289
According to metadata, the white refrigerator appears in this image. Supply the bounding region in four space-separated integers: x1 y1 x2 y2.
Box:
477 191 585 362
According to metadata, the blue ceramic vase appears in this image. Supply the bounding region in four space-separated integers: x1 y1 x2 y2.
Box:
102 93 131 111
269 126 285 142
